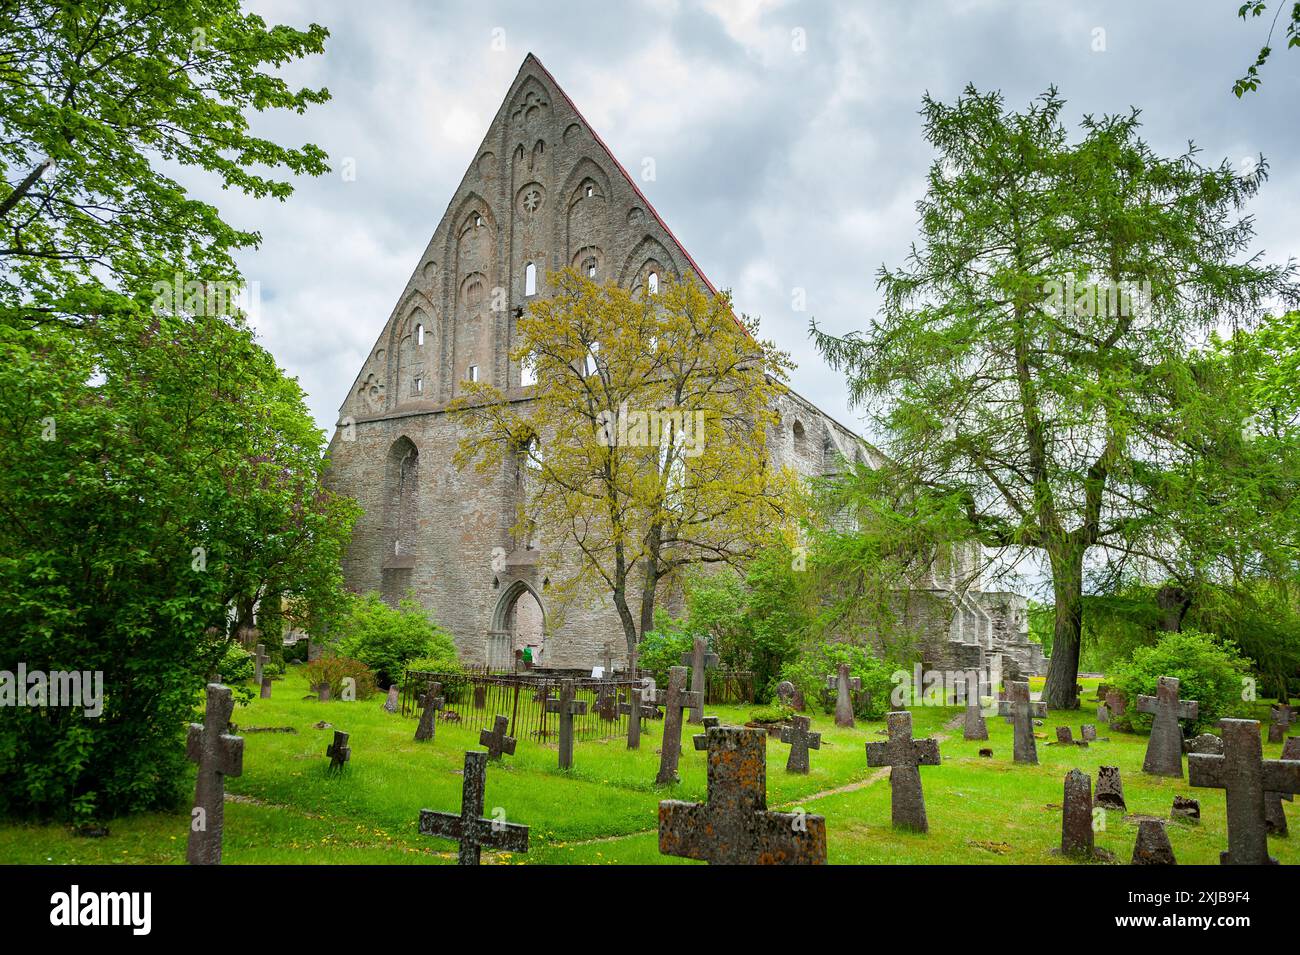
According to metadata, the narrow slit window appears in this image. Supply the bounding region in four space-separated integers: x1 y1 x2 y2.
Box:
525 261 537 296
414 376 423 395
416 323 424 346
468 365 479 383
647 270 659 294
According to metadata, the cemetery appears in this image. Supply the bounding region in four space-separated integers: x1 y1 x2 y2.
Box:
2 665 1295 866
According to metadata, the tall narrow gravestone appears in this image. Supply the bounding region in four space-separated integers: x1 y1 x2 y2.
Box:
1189 718 1300 864
826 663 861 728
780 715 821 774
619 689 644 750
1137 676 1198 778
382 684 400 713
963 701 989 741
679 636 718 724
545 679 586 770
418 751 528 865
1060 769 1094 858
259 677 272 699
997 681 1047 765
326 730 350 772
654 666 702 785
252 643 267 688
478 715 516 761
659 724 826 864
186 684 244 865
414 681 444 742
1264 737 1299 836
865 711 941 832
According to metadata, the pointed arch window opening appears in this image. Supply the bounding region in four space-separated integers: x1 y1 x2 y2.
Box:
525 261 537 296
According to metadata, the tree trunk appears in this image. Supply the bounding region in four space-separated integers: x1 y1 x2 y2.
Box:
1155 583 1189 633
638 528 662 641
611 583 639 659
1041 545 1084 709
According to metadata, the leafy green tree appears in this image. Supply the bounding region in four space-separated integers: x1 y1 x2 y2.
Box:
337 593 457 687
813 87 1294 708
1109 629 1253 733
1233 2 1300 96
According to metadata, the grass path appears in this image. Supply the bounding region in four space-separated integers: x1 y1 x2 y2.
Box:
1 668 1295 865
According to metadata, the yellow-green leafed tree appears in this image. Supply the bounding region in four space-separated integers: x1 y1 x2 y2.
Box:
451 268 799 654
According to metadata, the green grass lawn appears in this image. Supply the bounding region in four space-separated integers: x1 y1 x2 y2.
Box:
2 667 1295 865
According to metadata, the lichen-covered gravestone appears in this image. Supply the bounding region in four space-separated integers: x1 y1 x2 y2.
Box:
679 636 718 724
326 730 351 772
382 684 400 713
1095 765 1126 812
259 676 272 700
1137 676 1198 778
1060 769 1095 858
997 680 1047 765
186 684 244 865
1171 794 1200 822
659 724 826 864
865 711 941 833
779 715 821 774
654 665 702 785
1264 737 1299 836
963 701 988 741
414 681 444 742
1080 724 1097 743
545 679 586 769
1189 718 1300 864
826 663 861 729
1131 818 1176 865
418 751 528 865
1056 726 1074 745
478 714 517 761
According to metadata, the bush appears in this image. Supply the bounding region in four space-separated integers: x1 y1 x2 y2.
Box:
302 654 376 701
780 642 895 720
217 643 254 684
404 655 469 703
337 592 457 687
749 702 794 724
1109 629 1252 734
637 621 696 690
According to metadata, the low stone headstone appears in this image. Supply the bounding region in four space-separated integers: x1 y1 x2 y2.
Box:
1080 724 1097 742
1184 733 1224 755
1131 818 1176 865
418 751 528 865
414 681 444 742
654 666 702 785
679 636 719 725
659 724 826 864
997 681 1046 765
1056 726 1074 745
865 711 941 833
1060 769 1094 858
315 682 330 702
478 714 517 761
326 730 350 773
1171 794 1200 823
1104 689 1126 717
775 681 796 708
259 677 272 700
1189 718 1300 864
1095 765 1126 812
186 684 244 865
472 684 487 710
826 663 861 729
1137 676 1198 778
1269 704 1295 744
1097 703 1110 724
545 680 586 770
963 703 988 741
382 685 399 713
779 715 821 774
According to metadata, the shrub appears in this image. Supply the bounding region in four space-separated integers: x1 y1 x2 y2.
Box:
1109 629 1252 734
780 642 895 720
337 592 457 687
404 655 469 703
217 643 254 684
637 621 696 689
302 654 376 701
749 702 794 724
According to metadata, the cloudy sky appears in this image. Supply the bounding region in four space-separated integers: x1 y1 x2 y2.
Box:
220 0 1299 443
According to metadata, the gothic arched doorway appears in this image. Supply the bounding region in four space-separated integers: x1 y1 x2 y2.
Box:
489 580 545 669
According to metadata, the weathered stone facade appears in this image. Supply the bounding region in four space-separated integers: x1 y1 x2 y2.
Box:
324 54 1044 675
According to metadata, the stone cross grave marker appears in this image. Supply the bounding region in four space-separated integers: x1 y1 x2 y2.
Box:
253 643 267 688
1269 704 1295 744
865 710 941 832
414 681 445 742
826 663 861 728
1060 768 1094 857
659 724 826 864
478 714 517 761
326 730 351 773
260 677 272 700
1137 676 1198 777
679 636 718 724
620 689 644 750
419 750 528 865
780 715 821 774
1189 718 1300 864
997 680 1047 765
654 665 702 785
602 641 616 679
1265 736 1299 836
186 684 244 865
545 679 586 769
